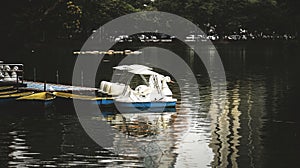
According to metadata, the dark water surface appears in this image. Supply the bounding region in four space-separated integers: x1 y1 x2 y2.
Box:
0 41 299 167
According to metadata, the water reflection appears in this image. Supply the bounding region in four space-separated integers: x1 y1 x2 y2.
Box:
0 75 292 167
1 42 298 167
0 77 266 167
244 78 265 168
230 83 241 168
98 111 177 167
209 76 269 168
209 81 243 168
8 130 41 167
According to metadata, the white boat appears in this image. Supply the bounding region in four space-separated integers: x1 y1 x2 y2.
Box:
99 64 177 111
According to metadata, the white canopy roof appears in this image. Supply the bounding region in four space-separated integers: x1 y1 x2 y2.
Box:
113 64 159 75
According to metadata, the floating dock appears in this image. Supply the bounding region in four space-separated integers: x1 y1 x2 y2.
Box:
1 80 99 92
0 80 113 109
21 81 99 92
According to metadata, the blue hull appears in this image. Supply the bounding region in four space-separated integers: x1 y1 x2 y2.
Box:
116 101 176 108
92 99 114 105
114 101 176 113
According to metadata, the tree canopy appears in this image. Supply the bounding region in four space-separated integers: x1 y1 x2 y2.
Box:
1 0 299 43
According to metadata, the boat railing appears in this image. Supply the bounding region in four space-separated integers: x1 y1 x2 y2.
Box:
0 63 24 84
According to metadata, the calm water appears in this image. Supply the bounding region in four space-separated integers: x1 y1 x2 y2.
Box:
0 41 299 167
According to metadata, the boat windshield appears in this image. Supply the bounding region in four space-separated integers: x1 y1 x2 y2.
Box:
112 69 150 87
129 74 150 89
111 70 130 84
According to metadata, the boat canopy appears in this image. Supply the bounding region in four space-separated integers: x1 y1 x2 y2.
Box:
113 64 159 75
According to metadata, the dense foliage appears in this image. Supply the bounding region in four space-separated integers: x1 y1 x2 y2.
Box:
1 0 299 43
